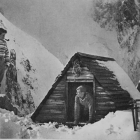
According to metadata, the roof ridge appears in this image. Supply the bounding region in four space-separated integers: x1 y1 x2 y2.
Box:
76 52 115 61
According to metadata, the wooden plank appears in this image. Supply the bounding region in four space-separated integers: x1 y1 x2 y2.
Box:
96 105 116 110
50 94 65 98
67 75 93 80
96 76 117 80
96 102 115 106
54 86 65 91
49 96 65 100
41 105 65 110
104 86 123 91
57 83 65 87
96 97 112 102
67 79 93 82
92 69 114 75
96 114 105 119
46 100 65 105
96 79 119 84
101 83 120 87
40 109 65 114
67 67 91 74
35 116 65 123
93 77 96 120
67 73 93 77
36 114 65 120
91 72 114 77
39 113 65 119
52 90 65 94
96 110 109 115
65 82 68 121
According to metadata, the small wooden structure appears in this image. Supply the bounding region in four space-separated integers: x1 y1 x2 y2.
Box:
31 52 134 123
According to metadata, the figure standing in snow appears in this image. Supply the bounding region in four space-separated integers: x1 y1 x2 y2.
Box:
74 85 94 125
0 21 10 89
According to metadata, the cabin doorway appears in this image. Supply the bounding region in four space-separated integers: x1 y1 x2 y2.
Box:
67 82 93 122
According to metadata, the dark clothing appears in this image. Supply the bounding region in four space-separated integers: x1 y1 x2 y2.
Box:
0 39 10 83
74 92 93 123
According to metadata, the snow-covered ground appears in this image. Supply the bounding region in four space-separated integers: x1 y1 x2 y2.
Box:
0 108 139 139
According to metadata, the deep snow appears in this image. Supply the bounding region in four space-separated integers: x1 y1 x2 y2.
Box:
0 108 139 139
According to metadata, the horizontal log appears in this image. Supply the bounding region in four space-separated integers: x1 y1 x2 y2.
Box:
67 68 92 74
52 90 65 94
96 105 116 110
104 86 123 91
96 96 131 102
53 87 65 91
96 114 105 118
96 96 111 101
96 93 130 98
46 101 65 105
56 83 65 87
50 93 65 97
92 69 114 75
67 75 93 80
49 96 65 100
41 104 65 110
96 76 117 81
96 102 115 106
40 109 65 114
35 115 65 122
67 79 93 82
39 113 65 119
96 110 110 115
97 79 119 84
101 83 120 87
96 86 104 90
92 73 115 77
47 98 64 102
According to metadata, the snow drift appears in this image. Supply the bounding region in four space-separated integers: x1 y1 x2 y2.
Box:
0 13 63 114
0 108 139 139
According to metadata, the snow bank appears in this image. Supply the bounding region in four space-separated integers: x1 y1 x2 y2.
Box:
36 111 140 140
0 108 139 139
96 60 140 99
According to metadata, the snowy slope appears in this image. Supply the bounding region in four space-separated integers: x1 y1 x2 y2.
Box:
1 0 140 86
0 13 63 108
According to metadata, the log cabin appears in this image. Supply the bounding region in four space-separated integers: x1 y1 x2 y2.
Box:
31 52 139 124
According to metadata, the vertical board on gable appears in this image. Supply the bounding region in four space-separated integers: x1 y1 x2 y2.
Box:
35 77 66 123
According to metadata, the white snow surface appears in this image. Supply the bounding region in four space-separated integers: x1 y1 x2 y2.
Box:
0 108 139 139
96 60 140 100
0 13 63 107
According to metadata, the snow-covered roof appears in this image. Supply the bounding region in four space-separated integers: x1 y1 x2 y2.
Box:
96 60 140 99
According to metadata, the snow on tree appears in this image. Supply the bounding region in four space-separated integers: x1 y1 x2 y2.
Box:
93 0 140 51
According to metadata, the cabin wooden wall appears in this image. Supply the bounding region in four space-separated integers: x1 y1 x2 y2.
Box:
95 81 116 121
67 67 93 82
95 80 131 121
35 77 66 123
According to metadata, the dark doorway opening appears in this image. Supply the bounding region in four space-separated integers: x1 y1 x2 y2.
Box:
67 82 93 122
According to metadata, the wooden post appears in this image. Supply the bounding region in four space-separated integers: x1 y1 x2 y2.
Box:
135 104 138 129
93 76 96 122
132 107 136 131
65 82 68 122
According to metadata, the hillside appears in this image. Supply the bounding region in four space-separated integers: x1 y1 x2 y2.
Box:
1 0 140 86
0 13 63 115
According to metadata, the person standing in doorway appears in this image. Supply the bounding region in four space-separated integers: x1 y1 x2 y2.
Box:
74 85 94 125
